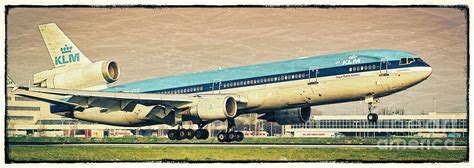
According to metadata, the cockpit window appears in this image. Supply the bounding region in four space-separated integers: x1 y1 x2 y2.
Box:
400 58 408 65
400 58 415 65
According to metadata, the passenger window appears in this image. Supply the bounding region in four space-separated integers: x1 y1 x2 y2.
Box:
408 58 415 64
349 67 352 72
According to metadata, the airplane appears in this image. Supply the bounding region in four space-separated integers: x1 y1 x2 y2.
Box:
11 23 432 142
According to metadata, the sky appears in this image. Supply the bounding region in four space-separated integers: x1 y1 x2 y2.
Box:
6 7 468 115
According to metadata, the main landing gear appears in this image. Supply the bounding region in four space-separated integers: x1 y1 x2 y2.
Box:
217 118 244 143
167 124 209 140
365 96 379 122
217 129 244 143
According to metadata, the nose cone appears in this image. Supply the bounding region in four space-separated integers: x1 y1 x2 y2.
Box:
419 61 432 80
422 66 433 79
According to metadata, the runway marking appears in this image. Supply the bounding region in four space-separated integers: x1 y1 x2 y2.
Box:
9 143 467 149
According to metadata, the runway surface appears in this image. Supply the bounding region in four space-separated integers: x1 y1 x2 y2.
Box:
9 143 467 149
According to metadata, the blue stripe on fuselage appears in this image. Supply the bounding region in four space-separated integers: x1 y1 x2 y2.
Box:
103 49 422 94
113 58 429 95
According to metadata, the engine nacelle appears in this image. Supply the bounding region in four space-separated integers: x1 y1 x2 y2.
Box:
187 96 238 120
260 107 311 125
35 60 120 90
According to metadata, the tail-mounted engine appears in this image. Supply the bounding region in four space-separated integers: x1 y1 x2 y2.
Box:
33 60 120 90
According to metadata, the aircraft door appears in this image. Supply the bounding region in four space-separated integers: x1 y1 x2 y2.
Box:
308 66 319 84
212 79 222 94
377 58 392 90
379 58 389 76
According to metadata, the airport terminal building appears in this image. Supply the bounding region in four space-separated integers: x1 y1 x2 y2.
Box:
283 113 467 138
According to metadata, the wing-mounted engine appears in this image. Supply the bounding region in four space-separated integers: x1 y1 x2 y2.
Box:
33 60 120 90
259 107 312 125
183 96 238 121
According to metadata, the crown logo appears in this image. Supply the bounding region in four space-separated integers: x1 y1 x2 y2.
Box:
60 44 73 54
348 55 358 59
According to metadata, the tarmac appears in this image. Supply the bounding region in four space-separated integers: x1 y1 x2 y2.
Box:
9 143 467 149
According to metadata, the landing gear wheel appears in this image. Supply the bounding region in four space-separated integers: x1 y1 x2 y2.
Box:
195 129 204 139
195 129 209 140
217 132 227 142
185 129 195 139
226 131 236 142
235 132 244 142
167 130 177 140
177 129 187 140
202 130 209 139
367 113 378 122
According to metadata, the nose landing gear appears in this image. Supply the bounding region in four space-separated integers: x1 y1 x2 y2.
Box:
365 95 379 122
367 111 378 122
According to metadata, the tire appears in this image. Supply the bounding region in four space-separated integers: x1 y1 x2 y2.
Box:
185 129 194 139
167 130 177 140
368 113 378 122
177 129 187 140
235 132 244 142
217 132 226 142
202 130 209 139
226 131 236 142
195 129 204 139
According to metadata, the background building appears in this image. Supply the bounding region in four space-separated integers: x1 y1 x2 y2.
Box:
6 91 190 137
284 113 467 138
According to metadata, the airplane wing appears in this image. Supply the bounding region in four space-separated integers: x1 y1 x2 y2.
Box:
13 86 247 126
13 86 247 115
14 86 198 109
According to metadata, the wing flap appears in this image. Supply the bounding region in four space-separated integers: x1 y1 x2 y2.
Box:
26 86 194 102
13 88 84 109
13 86 195 110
